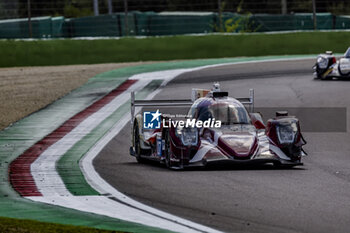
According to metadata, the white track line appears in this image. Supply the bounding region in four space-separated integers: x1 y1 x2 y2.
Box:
27 57 313 233
28 195 209 233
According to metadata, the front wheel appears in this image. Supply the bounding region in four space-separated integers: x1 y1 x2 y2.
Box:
133 122 146 163
164 130 175 169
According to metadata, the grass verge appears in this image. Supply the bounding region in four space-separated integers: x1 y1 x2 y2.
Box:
1 31 349 67
0 216 123 233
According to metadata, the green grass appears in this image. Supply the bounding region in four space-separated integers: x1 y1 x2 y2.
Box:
1 31 349 67
0 216 123 233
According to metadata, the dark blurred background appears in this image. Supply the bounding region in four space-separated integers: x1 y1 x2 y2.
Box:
2 0 350 38
2 0 350 18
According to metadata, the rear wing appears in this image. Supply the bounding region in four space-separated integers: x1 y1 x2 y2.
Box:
131 92 192 124
130 89 254 124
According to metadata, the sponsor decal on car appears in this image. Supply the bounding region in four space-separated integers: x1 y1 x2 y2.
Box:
143 110 162 129
162 118 221 128
143 109 221 129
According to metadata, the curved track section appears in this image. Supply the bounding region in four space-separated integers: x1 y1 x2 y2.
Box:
95 59 350 233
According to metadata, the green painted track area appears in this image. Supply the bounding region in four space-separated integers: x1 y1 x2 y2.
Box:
0 55 313 231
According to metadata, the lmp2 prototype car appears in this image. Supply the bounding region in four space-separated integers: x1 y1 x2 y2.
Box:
313 47 350 80
129 83 307 169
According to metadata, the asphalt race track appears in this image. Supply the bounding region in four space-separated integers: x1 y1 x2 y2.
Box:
94 59 350 233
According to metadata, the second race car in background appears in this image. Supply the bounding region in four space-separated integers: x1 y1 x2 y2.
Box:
313 47 350 80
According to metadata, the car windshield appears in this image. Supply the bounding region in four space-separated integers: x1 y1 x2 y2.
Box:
345 47 350 58
195 103 250 125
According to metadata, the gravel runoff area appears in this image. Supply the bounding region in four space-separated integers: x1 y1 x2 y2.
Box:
0 62 155 131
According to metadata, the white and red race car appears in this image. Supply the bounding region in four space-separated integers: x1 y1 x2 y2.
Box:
130 83 307 169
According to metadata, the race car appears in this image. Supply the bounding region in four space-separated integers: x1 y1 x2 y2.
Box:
129 83 307 169
313 47 350 80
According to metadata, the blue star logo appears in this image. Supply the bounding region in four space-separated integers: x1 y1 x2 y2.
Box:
143 110 161 129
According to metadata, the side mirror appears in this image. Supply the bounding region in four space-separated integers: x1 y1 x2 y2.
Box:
250 112 265 130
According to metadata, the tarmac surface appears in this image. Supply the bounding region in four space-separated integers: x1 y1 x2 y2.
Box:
94 59 350 233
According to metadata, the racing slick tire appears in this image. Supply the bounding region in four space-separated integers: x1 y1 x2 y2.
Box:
164 130 175 169
133 122 147 163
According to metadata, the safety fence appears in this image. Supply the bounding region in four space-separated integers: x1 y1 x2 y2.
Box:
1 11 350 39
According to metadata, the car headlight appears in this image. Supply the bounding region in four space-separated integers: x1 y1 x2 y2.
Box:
276 123 297 144
317 56 328 69
176 127 198 146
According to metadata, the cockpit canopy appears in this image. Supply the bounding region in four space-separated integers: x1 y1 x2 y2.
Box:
188 97 251 125
345 47 350 58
